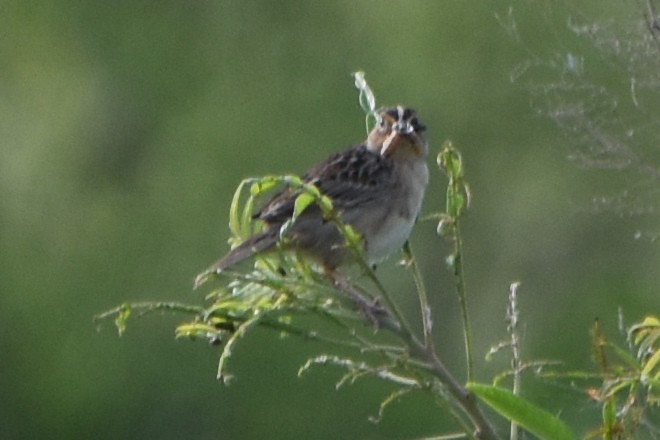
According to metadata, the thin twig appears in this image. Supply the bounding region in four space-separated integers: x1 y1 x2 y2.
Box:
452 222 474 382
438 142 474 382
404 241 434 349
329 242 498 438
507 282 522 440
405 334 500 440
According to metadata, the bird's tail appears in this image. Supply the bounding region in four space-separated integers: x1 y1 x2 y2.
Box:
194 232 277 289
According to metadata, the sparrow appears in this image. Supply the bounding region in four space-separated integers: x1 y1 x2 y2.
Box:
199 106 428 282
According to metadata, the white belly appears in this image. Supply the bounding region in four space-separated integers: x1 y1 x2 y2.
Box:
366 214 417 263
364 160 428 263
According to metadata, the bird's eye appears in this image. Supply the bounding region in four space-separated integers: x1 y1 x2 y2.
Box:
377 118 389 131
411 117 426 132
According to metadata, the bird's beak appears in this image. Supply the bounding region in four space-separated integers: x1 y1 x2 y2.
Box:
381 129 422 157
380 130 403 157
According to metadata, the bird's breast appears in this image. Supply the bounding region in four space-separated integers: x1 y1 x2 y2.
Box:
364 160 429 263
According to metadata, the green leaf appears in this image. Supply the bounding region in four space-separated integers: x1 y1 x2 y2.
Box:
629 315 660 346
602 396 617 434
342 224 362 248
317 194 334 216
293 192 315 218
240 194 255 236
229 179 249 238
467 383 578 440
446 188 465 217
300 181 321 199
175 322 221 339
249 176 279 196
282 174 303 188
641 348 660 380
114 304 131 336
437 140 464 178
436 215 454 237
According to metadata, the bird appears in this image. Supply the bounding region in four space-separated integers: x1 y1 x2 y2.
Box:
197 105 428 286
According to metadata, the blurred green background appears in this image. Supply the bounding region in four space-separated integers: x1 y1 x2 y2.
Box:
2 0 658 438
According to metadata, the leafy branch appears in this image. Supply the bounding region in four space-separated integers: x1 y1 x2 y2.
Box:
94 73 658 439
96 153 501 438
437 140 474 382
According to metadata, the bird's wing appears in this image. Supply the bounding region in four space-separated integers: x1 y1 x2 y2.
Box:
255 145 393 223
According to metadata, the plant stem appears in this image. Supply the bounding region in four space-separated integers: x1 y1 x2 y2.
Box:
330 210 494 438
341 234 416 338
452 221 474 382
404 241 434 348
402 330 501 440
331 266 499 438
507 282 521 440
438 141 474 383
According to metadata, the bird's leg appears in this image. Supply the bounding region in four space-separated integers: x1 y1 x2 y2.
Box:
326 269 395 329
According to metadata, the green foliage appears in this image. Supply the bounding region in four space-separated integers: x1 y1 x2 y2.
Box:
467 383 578 440
437 140 469 223
579 316 660 438
630 316 660 388
98 76 501 437
98 156 504 436
96 138 660 440
95 75 660 440
6 2 660 439
437 139 475 381
97 121 660 440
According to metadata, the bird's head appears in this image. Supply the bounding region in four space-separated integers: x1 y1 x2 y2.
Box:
366 106 427 159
